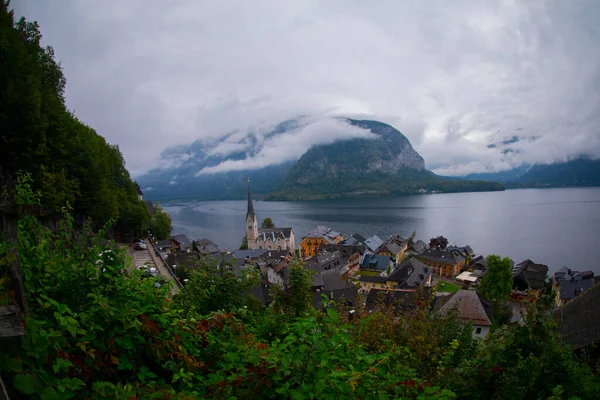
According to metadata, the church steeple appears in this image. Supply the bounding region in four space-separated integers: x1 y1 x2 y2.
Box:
247 179 255 218
245 179 259 248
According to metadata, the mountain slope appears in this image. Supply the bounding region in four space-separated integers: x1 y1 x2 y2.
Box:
266 119 503 200
507 158 600 188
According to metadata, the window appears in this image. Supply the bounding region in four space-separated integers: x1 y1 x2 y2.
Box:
475 327 482 335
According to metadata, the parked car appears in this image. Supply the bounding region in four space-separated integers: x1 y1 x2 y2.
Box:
134 243 147 251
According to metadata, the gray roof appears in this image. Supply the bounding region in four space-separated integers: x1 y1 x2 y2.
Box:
364 235 384 252
361 254 393 271
418 249 464 264
257 227 293 241
170 234 192 249
438 290 492 326
304 225 342 243
379 241 403 256
557 282 600 348
387 258 432 288
319 243 366 258
447 245 474 257
306 250 344 272
559 279 594 300
155 240 171 249
366 288 431 311
407 240 427 254
196 238 219 255
513 259 548 290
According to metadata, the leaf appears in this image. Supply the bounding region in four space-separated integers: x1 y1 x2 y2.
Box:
13 373 37 395
4 357 23 373
326 307 339 324
39 387 64 400
111 355 120 365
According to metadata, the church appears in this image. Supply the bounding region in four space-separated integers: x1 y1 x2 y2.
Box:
245 181 296 252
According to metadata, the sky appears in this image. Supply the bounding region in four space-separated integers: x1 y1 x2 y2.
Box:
14 0 600 177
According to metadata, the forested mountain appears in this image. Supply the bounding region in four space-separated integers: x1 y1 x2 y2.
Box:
450 158 600 189
0 3 149 236
266 120 503 200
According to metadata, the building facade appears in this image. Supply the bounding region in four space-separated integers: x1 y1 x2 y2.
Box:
245 181 295 252
299 226 344 259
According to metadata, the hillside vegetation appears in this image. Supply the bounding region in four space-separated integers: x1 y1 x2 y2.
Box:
0 2 149 236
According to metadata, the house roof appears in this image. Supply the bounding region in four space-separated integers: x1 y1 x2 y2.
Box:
379 241 403 256
557 282 600 348
319 243 366 258
513 259 548 290
418 249 464 265
312 284 359 309
195 238 219 255
155 240 171 249
170 234 192 249
306 250 344 272
386 258 432 288
360 254 392 271
364 235 384 252
304 225 342 243
407 240 427 254
359 275 387 283
438 290 492 326
447 245 474 258
559 279 594 300
257 227 293 241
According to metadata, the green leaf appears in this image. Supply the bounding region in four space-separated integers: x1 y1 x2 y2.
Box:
13 373 37 395
326 307 339 324
39 387 64 400
4 357 23 373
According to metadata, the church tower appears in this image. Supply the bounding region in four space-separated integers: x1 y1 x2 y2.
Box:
245 179 259 249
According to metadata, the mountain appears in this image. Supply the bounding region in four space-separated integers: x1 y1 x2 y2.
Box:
136 121 300 201
264 119 503 200
507 158 600 188
447 158 600 188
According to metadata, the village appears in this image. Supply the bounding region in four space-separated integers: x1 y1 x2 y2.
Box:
136 183 599 343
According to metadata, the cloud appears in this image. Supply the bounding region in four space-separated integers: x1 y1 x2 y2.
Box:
13 0 600 176
196 118 375 174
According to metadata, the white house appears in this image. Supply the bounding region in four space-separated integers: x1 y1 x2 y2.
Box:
438 290 492 339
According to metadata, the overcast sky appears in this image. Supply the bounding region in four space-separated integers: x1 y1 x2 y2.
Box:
14 0 600 176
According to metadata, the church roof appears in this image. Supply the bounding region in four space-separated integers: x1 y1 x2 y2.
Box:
257 227 293 241
247 180 255 218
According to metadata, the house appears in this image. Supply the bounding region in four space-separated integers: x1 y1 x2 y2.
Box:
553 267 595 306
257 250 292 286
341 233 367 246
312 268 359 309
366 288 431 313
170 234 192 252
417 249 465 279
512 259 548 302
318 243 367 276
364 235 384 252
195 238 220 256
455 270 483 286
405 239 427 257
166 252 199 270
437 290 492 338
360 254 394 273
245 181 295 251
377 237 408 264
469 255 488 272
429 236 448 250
306 250 345 272
447 245 474 264
359 258 432 292
299 226 343 259
557 282 600 349
155 240 172 252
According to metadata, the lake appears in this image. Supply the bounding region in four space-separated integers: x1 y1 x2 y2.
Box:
162 187 600 274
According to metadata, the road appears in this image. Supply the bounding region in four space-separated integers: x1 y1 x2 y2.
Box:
130 240 179 295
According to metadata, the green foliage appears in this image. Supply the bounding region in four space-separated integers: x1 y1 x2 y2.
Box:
0 2 147 233
449 307 600 399
478 255 513 304
261 217 274 229
270 260 314 317
239 235 249 250
149 204 172 240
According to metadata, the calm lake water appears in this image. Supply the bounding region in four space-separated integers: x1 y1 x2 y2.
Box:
162 187 600 274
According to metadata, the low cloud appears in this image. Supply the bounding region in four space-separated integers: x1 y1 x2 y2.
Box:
14 0 600 176
196 118 375 174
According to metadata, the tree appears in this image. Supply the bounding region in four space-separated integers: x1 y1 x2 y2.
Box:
270 259 314 317
478 254 513 305
261 217 274 229
239 235 248 250
149 204 172 240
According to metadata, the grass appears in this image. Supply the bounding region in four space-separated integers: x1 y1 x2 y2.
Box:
357 270 380 277
437 280 461 293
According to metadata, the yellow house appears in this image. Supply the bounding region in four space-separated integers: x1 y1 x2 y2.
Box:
417 249 465 279
300 226 343 259
359 258 433 292
376 238 408 264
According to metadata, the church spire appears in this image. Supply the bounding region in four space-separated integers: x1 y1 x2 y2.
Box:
247 178 255 218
